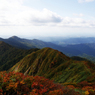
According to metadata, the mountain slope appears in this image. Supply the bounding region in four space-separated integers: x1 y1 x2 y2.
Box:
0 41 13 55
1 36 95 61
8 36 95 58
0 36 66 51
0 41 39 71
64 43 95 56
9 48 70 75
9 48 95 83
0 36 78 55
0 36 36 49
7 36 66 52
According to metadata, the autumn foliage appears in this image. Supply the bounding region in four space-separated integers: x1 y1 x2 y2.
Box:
77 81 95 95
0 71 80 95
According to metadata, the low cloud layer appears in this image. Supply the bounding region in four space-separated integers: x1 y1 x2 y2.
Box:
0 0 95 28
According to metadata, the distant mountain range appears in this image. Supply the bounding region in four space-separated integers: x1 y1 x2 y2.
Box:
0 36 36 49
48 37 95 46
1 36 95 62
0 36 65 50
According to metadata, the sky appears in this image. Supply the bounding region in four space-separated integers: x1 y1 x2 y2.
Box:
0 0 95 38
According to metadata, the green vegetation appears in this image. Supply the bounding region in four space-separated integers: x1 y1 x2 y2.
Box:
9 47 95 84
0 41 39 71
0 41 95 95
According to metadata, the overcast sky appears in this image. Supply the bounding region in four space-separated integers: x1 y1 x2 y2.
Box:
0 0 95 38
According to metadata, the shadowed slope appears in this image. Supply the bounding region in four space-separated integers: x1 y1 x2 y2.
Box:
0 41 13 55
0 41 39 71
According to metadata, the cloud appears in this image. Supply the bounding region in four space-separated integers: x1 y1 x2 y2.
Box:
26 8 62 25
73 13 84 17
0 0 62 26
0 0 95 28
78 0 94 3
57 17 95 27
0 0 25 25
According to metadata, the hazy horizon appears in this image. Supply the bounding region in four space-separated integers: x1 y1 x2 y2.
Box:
1 35 95 43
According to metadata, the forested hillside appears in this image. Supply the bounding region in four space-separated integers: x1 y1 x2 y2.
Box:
9 48 95 84
0 41 39 71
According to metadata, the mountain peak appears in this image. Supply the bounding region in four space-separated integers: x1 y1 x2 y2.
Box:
9 36 21 40
10 47 70 76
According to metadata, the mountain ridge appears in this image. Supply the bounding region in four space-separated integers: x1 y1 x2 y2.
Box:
9 47 95 83
1 36 95 62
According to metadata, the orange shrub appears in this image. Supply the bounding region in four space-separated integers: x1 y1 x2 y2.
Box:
0 71 80 95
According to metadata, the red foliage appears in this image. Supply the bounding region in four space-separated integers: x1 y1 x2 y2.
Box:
0 71 80 95
0 89 3 93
